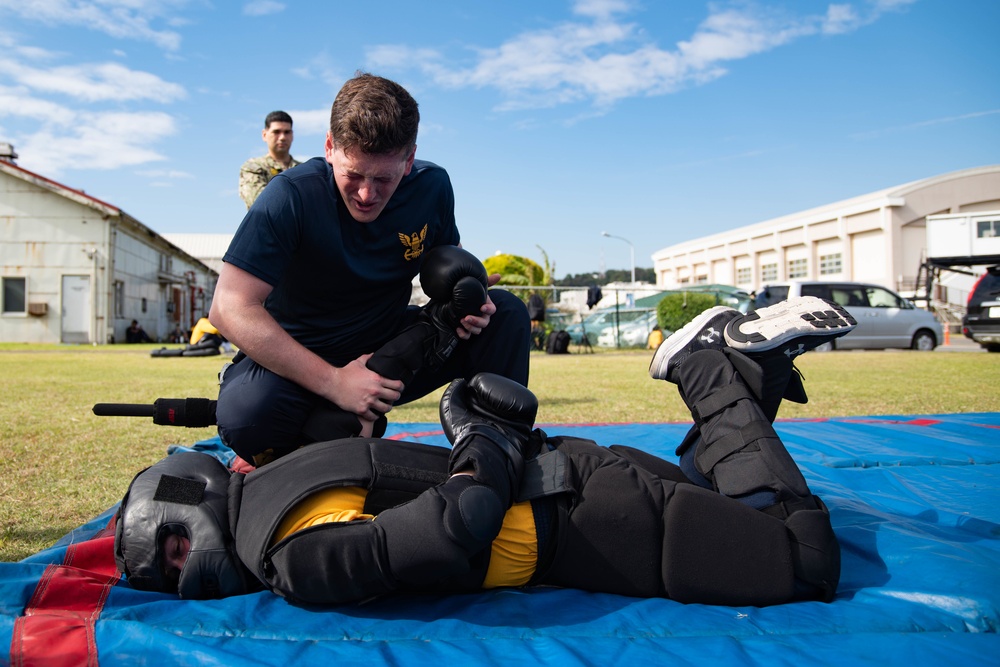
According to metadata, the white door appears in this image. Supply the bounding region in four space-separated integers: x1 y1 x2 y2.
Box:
61 275 91 344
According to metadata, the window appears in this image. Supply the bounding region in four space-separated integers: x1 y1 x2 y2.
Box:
2 277 26 314
761 263 778 282
114 281 125 318
866 287 902 308
695 275 708 284
977 219 1000 238
760 285 789 305
801 284 831 300
788 258 808 279
830 287 867 308
736 267 752 285
820 253 842 275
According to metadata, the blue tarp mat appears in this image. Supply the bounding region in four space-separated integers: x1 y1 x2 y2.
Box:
2 414 998 666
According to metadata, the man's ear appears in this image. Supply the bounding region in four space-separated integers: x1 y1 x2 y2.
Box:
324 133 335 163
403 144 416 176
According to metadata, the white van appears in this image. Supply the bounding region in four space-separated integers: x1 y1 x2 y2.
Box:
755 281 943 351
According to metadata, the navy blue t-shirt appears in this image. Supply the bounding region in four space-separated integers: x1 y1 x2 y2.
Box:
224 157 460 364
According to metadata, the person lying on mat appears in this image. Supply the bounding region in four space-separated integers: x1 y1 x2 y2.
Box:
114 297 856 607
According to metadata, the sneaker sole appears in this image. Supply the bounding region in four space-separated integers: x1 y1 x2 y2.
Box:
648 305 733 380
724 297 857 354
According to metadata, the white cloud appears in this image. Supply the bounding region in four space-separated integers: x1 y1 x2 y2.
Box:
572 0 633 20
0 85 76 125
0 22 187 175
850 108 1000 140
0 59 186 102
822 4 862 34
290 52 352 88
243 0 285 17
285 108 330 136
366 1 912 112
0 0 187 50
14 109 177 175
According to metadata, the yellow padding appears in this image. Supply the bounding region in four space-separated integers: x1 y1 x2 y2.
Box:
272 486 372 545
483 501 537 589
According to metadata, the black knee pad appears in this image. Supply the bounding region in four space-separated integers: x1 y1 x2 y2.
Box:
446 478 506 545
662 484 795 606
264 519 392 605
376 476 503 590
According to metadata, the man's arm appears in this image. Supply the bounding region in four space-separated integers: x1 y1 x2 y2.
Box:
210 263 402 419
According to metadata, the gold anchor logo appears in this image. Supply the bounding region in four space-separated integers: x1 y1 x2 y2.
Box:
398 224 428 261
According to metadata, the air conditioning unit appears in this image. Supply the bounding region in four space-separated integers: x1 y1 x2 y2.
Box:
28 302 49 316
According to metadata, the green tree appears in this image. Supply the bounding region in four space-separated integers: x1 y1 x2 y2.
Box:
482 246 555 300
554 268 655 286
484 248 557 347
656 292 720 332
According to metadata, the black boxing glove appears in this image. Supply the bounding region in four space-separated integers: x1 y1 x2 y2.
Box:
420 246 489 329
363 247 488 397
439 373 538 502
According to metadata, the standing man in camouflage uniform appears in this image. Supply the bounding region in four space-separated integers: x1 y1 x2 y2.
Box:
239 111 301 208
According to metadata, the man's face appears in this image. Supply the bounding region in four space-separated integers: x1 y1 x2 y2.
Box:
325 134 415 223
161 532 190 591
263 121 293 158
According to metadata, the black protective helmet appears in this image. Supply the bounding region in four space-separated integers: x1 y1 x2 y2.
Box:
114 452 252 599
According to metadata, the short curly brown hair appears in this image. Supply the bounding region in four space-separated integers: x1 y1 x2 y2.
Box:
328 72 419 155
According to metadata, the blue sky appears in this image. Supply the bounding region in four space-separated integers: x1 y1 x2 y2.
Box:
1 0 997 279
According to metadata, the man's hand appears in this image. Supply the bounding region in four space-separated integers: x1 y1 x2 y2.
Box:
456 273 500 340
327 354 404 421
212 264 403 424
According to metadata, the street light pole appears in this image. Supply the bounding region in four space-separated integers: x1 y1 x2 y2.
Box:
601 231 635 285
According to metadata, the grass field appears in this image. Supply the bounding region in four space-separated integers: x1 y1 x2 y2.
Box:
1 342 998 562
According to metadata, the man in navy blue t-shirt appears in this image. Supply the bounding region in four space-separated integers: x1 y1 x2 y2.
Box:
210 73 530 465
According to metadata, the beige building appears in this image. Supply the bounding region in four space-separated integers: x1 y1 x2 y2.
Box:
651 165 1000 302
1 157 217 344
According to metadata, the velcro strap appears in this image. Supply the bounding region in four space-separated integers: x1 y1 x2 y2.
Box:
516 450 571 501
153 475 205 505
691 384 753 423
696 420 775 472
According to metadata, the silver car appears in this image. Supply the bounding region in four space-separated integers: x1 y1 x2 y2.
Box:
756 281 944 351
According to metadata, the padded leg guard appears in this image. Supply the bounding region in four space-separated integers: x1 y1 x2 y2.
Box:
723 348 805 422
660 484 840 605
375 475 503 590
662 483 795 606
786 497 840 602
366 320 436 385
449 433 524 507
677 349 813 513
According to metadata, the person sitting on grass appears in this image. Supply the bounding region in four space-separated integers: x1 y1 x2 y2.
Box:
126 320 153 344
114 296 856 608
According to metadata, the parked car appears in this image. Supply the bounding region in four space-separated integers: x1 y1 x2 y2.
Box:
962 267 1000 352
755 281 943 351
596 310 660 348
564 308 655 347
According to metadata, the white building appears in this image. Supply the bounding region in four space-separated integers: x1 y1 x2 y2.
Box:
163 233 233 275
1 158 217 344
651 165 1000 304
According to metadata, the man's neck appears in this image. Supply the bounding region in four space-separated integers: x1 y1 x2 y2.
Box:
269 151 292 167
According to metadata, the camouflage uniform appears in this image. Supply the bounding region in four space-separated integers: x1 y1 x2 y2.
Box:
239 154 302 208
